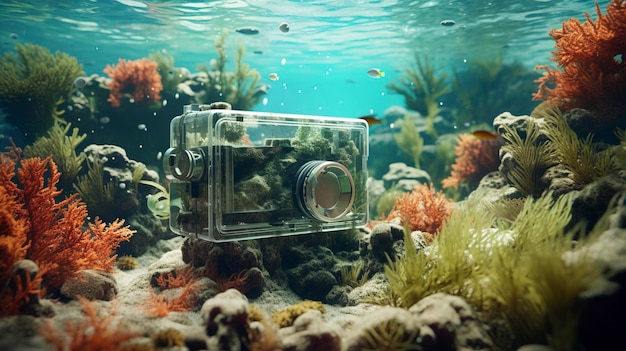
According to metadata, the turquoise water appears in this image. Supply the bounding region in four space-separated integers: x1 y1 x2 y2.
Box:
0 0 610 118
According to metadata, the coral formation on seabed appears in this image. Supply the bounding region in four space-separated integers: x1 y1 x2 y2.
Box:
104 58 163 108
0 153 134 315
534 0 626 122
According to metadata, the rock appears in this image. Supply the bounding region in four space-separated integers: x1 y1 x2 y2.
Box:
300 271 337 301
280 310 342 351
569 173 626 232
61 269 118 301
382 162 431 190
324 285 350 306
343 306 434 351
201 289 250 351
409 293 494 350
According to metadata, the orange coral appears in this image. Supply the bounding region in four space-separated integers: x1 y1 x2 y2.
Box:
143 284 199 318
40 297 139 351
384 183 453 236
442 133 501 189
103 58 163 107
533 0 626 120
0 155 134 315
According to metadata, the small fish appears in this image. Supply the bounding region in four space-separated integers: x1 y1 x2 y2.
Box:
9 33 18 40
235 27 259 35
440 19 456 26
253 50 263 55
367 68 385 78
279 22 290 33
471 130 500 140
359 114 383 126
268 72 279 81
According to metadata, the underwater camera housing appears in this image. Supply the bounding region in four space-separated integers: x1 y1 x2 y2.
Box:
163 105 369 242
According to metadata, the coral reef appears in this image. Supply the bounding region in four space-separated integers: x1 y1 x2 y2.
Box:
0 43 84 142
534 0 626 122
103 58 163 108
441 133 501 191
383 183 453 236
0 155 134 309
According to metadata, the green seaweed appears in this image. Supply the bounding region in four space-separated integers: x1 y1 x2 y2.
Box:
500 118 555 197
385 191 612 349
388 56 449 138
23 120 86 190
0 43 84 140
541 106 613 184
393 114 424 169
149 49 186 95
73 156 117 219
197 30 263 110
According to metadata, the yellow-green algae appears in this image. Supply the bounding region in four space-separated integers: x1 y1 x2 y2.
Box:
0 43 84 140
23 120 86 190
384 191 611 350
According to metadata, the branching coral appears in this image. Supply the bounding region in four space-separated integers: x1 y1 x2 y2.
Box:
40 297 140 350
0 155 134 303
441 133 501 190
388 55 450 138
534 0 626 121
104 58 163 108
383 183 453 236
0 43 84 140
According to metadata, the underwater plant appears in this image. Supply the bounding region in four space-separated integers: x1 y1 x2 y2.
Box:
0 155 134 311
393 114 424 169
383 183 453 236
73 156 117 221
441 133 501 191
104 58 163 108
149 49 186 95
197 30 264 110
23 120 86 191
499 118 555 197
388 55 450 138
451 54 539 128
385 189 613 349
540 106 614 184
534 0 626 122
0 43 84 141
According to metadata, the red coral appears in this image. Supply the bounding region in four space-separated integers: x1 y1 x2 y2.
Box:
40 297 139 350
533 0 626 120
384 183 453 236
442 133 501 190
103 58 163 107
0 156 134 315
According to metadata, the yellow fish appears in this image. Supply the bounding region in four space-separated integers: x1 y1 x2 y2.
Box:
268 72 279 81
367 68 385 78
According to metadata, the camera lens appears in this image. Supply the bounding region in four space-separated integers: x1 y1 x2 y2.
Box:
295 161 355 222
163 148 205 181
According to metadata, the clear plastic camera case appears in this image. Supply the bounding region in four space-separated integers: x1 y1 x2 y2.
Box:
163 105 368 242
